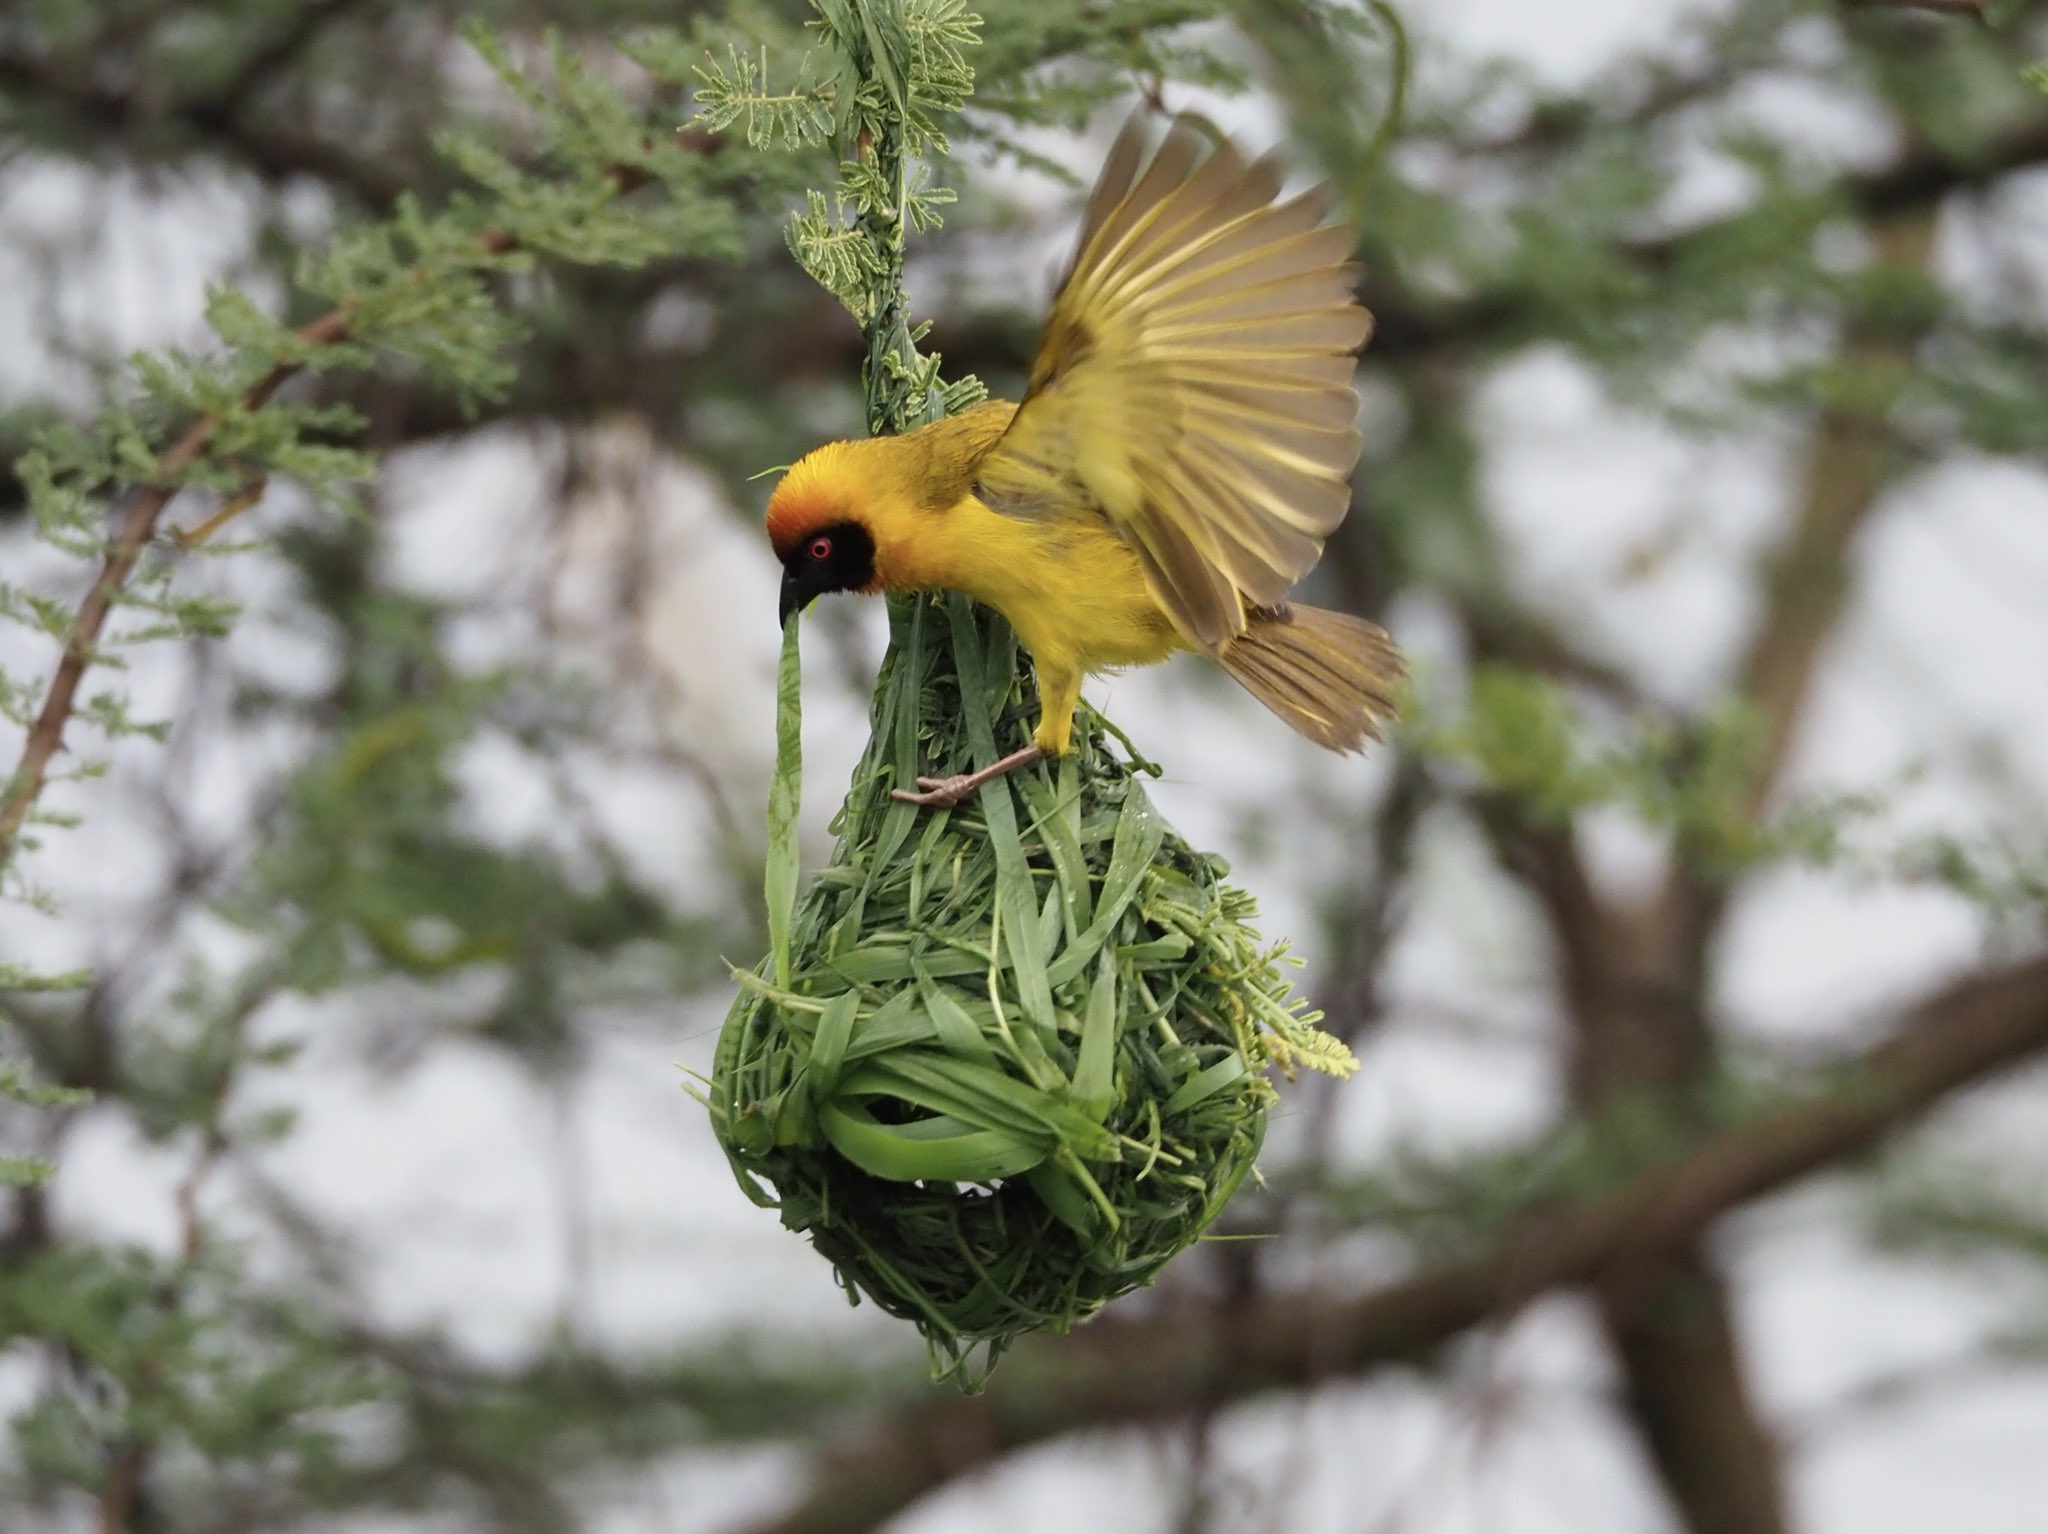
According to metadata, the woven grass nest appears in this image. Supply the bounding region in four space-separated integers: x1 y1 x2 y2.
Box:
709 593 1356 1383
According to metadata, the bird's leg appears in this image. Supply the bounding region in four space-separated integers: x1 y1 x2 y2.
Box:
890 745 1044 808
893 660 1075 809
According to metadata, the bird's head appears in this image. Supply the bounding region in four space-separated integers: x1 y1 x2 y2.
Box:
765 444 882 628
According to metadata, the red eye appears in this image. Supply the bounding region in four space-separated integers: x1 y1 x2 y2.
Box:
808 537 833 561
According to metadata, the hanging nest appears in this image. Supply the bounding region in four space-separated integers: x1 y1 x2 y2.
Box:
708 594 1356 1383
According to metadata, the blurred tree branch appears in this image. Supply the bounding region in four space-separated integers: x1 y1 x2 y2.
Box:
739 945 2048 1534
0 123 692 867
1368 107 2048 356
1840 0 1993 18
7 4 2048 1528
1729 216 1938 825
207 0 392 122
11 38 2048 525
1464 208 1938 1534
0 305 351 868
0 45 413 206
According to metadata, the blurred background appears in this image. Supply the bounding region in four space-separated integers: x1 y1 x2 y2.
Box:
5 0 2048 1530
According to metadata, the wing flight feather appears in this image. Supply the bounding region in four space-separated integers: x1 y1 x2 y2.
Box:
976 114 1371 648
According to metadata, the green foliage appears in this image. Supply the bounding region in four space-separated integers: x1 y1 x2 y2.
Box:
2 0 2047 1521
0 18 755 926
0 1244 384 1495
692 40 841 151
693 0 982 328
963 0 1237 152
1875 1162 2048 1268
0 1057 90 1186
693 0 980 155
0 7 783 1179
1416 667 1783 872
1408 664 2048 920
1312 1059 1793 1257
207 525 727 1058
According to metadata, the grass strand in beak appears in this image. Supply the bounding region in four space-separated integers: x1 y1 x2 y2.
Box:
766 613 804 991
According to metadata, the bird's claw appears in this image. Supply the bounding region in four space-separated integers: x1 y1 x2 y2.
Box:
889 774 978 808
889 745 1043 809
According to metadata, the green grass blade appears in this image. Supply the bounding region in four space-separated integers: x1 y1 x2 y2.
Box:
917 962 999 1067
1045 789 1166 988
945 602 1056 1031
1071 945 1117 1119
807 989 859 1099
819 1100 1045 1183
1022 1160 1099 1238
766 614 804 989
1165 1055 1250 1115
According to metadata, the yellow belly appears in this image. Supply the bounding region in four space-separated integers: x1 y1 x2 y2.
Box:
889 496 1185 754
974 511 1177 653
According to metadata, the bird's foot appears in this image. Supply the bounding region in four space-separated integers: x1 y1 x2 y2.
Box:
890 745 1045 808
890 774 982 808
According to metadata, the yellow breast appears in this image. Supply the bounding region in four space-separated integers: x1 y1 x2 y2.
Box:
877 494 1183 678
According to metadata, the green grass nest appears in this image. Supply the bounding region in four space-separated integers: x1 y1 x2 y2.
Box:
708 593 1356 1384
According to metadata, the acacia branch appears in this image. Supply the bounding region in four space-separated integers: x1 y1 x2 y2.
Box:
1478 789 1787 1534
1452 181 1943 1534
208 0 389 122
1475 224 1935 1534
95 1441 146 1534
0 118 698 871
1729 218 1937 825
1839 0 1991 17
7 106 2043 522
737 946 2048 1534
1368 111 2048 358
0 205 538 869
0 49 412 207
1556 213 1942 1534
0 307 350 868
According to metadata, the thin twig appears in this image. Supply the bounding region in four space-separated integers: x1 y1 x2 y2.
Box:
1725 217 1937 827
208 0 385 120
96 1442 146 1534
1839 0 1990 17
0 49 411 208
0 202 587 870
0 307 351 869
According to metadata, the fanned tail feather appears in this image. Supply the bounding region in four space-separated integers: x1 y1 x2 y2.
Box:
1217 605 1403 753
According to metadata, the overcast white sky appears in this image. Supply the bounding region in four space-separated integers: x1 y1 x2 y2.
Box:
5 0 2048 1530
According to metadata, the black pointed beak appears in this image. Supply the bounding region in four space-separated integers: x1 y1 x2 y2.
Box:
778 568 802 629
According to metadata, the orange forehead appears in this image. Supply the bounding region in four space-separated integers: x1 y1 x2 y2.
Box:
763 455 848 560
764 488 816 560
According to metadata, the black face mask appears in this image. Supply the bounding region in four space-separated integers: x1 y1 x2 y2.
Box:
778 520 876 627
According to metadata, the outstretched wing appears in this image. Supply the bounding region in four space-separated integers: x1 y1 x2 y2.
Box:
975 113 1370 650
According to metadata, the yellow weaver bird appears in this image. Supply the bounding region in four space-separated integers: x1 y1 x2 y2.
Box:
768 112 1404 806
